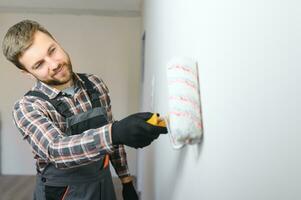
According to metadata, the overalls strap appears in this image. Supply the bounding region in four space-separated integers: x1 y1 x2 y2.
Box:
25 90 73 118
78 73 102 108
25 73 102 117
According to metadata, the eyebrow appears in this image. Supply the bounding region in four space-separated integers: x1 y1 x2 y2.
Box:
30 44 55 69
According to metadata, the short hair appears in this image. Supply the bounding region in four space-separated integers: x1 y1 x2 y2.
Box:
2 20 54 70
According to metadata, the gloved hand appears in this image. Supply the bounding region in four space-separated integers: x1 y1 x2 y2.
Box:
111 112 167 148
122 181 139 200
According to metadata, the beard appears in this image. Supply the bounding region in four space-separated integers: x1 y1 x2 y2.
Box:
45 61 73 86
45 49 74 86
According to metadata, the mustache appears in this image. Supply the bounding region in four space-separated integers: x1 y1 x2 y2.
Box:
53 63 63 73
52 62 71 76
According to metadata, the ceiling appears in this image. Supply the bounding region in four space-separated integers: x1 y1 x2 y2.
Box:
0 0 142 16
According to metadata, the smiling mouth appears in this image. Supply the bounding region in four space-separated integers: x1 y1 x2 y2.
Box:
53 65 65 76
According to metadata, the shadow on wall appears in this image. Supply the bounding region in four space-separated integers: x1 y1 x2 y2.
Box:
161 135 204 200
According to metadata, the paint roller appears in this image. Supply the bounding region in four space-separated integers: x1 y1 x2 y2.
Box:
165 57 203 149
147 58 203 149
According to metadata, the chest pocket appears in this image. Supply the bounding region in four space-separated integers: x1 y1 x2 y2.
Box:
66 107 108 135
65 74 109 135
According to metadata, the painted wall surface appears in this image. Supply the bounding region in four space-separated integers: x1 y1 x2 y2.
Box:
139 0 300 199
0 13 141 175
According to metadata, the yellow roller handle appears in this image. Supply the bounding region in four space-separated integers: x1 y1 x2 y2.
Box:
146 113 166 127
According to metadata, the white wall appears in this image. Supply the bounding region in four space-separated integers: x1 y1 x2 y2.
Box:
0 13 142 175
139 0 300 199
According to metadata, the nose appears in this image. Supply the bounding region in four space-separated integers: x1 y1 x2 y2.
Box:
45 57 60 71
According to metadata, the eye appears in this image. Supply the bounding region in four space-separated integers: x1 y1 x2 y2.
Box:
49 47 56 54
34 61 43 70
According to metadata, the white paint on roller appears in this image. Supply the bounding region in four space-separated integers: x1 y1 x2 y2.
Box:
166 57 203 148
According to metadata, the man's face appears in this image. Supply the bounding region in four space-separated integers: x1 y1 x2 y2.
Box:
19 31 73 90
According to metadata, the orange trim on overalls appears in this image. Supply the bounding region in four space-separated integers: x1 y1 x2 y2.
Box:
61 186 70 200
103 154 110 168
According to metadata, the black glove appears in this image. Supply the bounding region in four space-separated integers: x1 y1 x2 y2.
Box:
122 181 139 200
111 112 167 148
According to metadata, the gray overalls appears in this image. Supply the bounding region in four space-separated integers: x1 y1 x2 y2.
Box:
26 74 117 200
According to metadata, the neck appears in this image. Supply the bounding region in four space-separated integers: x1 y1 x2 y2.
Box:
54 79 74 91
51 73 75 91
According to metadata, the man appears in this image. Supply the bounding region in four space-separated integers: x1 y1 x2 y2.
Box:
2 20 167 200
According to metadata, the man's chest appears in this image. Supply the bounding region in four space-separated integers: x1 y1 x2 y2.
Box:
42 89 112 133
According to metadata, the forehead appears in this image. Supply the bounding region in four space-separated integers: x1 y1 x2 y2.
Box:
19 31 55 68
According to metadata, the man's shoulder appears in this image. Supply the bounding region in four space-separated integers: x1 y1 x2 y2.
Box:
13 89 47 111
13 94 36 111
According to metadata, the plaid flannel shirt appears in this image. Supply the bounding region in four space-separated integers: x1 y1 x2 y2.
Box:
13 73 130 178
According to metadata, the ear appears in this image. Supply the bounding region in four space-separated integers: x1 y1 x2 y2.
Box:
21 70 36 81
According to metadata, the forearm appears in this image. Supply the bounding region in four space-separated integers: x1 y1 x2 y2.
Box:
14 100 115 168
47 124 114 168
